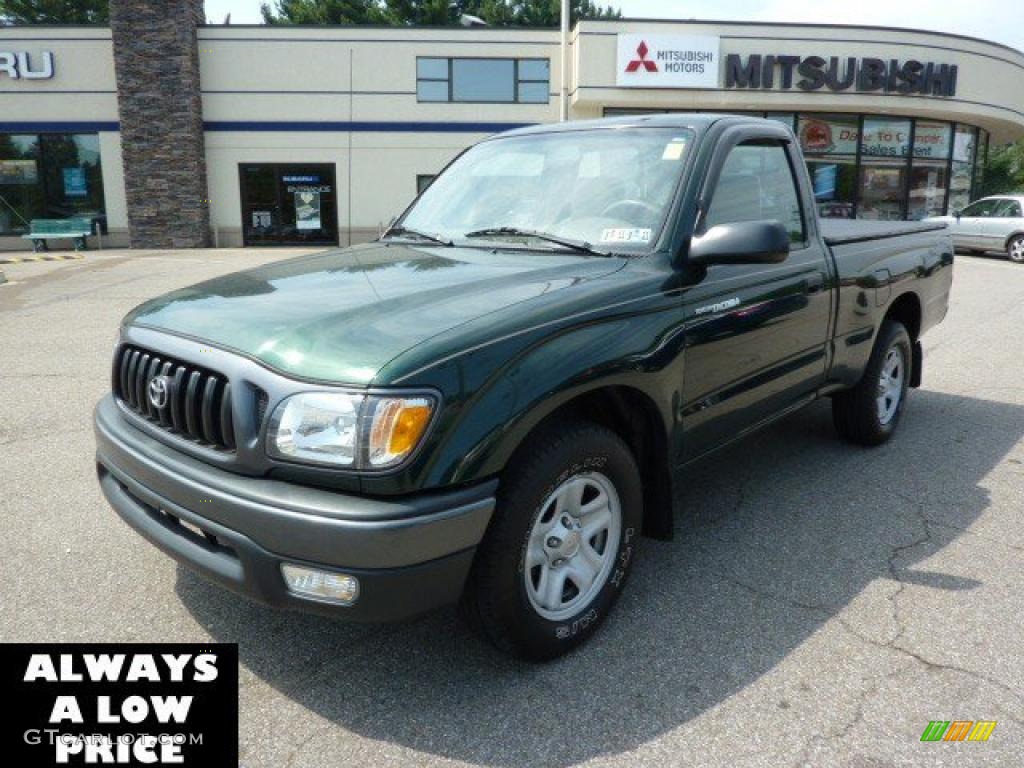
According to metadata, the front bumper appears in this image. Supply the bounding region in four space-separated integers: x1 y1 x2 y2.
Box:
94 395 497 621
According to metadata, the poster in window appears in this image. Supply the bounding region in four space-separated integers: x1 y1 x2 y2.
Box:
0 159 38 185
812 164 838 200
63 167 88 198
252 211 272 229
295 189 322 231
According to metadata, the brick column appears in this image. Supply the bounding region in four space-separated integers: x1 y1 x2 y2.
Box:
110 0 210 248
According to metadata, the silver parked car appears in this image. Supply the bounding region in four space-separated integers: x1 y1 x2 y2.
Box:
927 196 1024 264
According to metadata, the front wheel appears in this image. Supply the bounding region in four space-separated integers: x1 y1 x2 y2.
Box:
832 320 912 446
461 421 642 661
1008 235 1024 264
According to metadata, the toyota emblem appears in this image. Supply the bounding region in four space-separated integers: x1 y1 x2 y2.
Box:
148 375 172 410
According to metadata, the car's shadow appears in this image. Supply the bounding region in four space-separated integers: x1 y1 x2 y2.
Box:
177 390 1022 766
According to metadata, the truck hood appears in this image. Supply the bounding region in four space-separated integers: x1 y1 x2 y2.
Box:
125 243 626 385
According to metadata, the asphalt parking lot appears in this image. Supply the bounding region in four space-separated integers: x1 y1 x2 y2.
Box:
1 247 1022 767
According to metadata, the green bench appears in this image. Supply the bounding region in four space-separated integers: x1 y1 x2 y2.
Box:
22 218 94 252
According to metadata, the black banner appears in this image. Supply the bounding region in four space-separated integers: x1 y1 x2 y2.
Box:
3 644 238 766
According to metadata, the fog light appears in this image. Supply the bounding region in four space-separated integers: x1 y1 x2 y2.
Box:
281 564 359 605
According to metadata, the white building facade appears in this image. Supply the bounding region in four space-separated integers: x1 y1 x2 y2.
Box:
2 18 1023 249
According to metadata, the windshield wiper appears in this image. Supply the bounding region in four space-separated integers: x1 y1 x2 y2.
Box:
381 226 453 246
462 227 611 256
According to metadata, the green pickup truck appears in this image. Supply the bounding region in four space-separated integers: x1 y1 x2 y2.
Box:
95 115 953 660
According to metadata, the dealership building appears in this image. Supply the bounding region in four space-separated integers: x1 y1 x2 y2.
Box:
2 0 1024 250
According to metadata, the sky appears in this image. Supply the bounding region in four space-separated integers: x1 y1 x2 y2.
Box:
204 0 1024 52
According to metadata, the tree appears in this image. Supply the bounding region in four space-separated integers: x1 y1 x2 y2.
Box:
979 140 1024 196
261 0 387 25
0 0 108 24
261 0 620 27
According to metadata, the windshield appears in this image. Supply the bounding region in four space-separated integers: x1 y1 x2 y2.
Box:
398 127 695 252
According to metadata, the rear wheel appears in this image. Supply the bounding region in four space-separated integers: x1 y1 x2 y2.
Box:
461 420 642 661
832 320 912 446
1008 235 1024 264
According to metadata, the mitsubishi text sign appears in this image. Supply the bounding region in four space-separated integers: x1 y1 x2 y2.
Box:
616 34 720 89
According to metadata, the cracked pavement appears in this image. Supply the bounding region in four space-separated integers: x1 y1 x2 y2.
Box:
1 248 1022 767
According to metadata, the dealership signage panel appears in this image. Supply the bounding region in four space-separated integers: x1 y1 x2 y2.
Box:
617 34 720 89
0 51 54 80
725 53 958 96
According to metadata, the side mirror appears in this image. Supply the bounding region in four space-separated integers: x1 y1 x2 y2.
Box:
687 220 791 267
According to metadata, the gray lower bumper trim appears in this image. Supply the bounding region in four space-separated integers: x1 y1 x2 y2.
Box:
94 395 497 569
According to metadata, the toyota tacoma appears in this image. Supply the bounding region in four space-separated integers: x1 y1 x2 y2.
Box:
95 115 953 660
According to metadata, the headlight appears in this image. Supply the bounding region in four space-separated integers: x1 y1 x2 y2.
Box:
267 392 436 470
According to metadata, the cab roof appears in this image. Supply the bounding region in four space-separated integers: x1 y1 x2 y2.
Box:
493 113 775 140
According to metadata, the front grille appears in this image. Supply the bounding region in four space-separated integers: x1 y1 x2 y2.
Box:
113 344 236 452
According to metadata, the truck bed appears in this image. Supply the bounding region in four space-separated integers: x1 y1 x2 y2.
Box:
821 219 947 246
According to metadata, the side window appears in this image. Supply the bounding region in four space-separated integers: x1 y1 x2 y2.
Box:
705 141 806 244
961 199 999 217
993 199 1022 218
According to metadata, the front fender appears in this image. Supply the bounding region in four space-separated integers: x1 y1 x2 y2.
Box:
424 308 683 490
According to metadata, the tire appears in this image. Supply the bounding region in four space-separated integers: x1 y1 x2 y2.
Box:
461 420 642 661
832 320 912 446
1008 235 1024 264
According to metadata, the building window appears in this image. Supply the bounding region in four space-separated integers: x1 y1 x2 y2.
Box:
239 163 337 246
909 121 951 219
798 114 859 220
416 174 436 195
415 58 450 102
948 124 978 215
0 132 105 236
416 57 549 103
516 59 550 103
858 117 911 221
973 129 989 199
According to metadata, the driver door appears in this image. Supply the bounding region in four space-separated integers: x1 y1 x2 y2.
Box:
679 134 833 462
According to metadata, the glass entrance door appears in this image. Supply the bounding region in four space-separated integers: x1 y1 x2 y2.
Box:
239 163 338 246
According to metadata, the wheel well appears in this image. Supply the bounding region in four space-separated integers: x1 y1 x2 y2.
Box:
1004 231 1024 250
519 386 675 541
885 292 922 342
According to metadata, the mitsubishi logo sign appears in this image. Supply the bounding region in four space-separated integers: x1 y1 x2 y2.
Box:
625 41 658 73
617 34 720 89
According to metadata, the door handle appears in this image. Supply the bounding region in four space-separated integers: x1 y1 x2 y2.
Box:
805 273 826 294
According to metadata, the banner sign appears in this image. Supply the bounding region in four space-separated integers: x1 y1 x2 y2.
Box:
616 34 720 89
295 189 322 230
798 117 953 158
3 643 238 766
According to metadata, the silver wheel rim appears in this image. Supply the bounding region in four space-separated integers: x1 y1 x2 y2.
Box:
1010 239 1024 262
876 346 905 426
523 471 622 622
